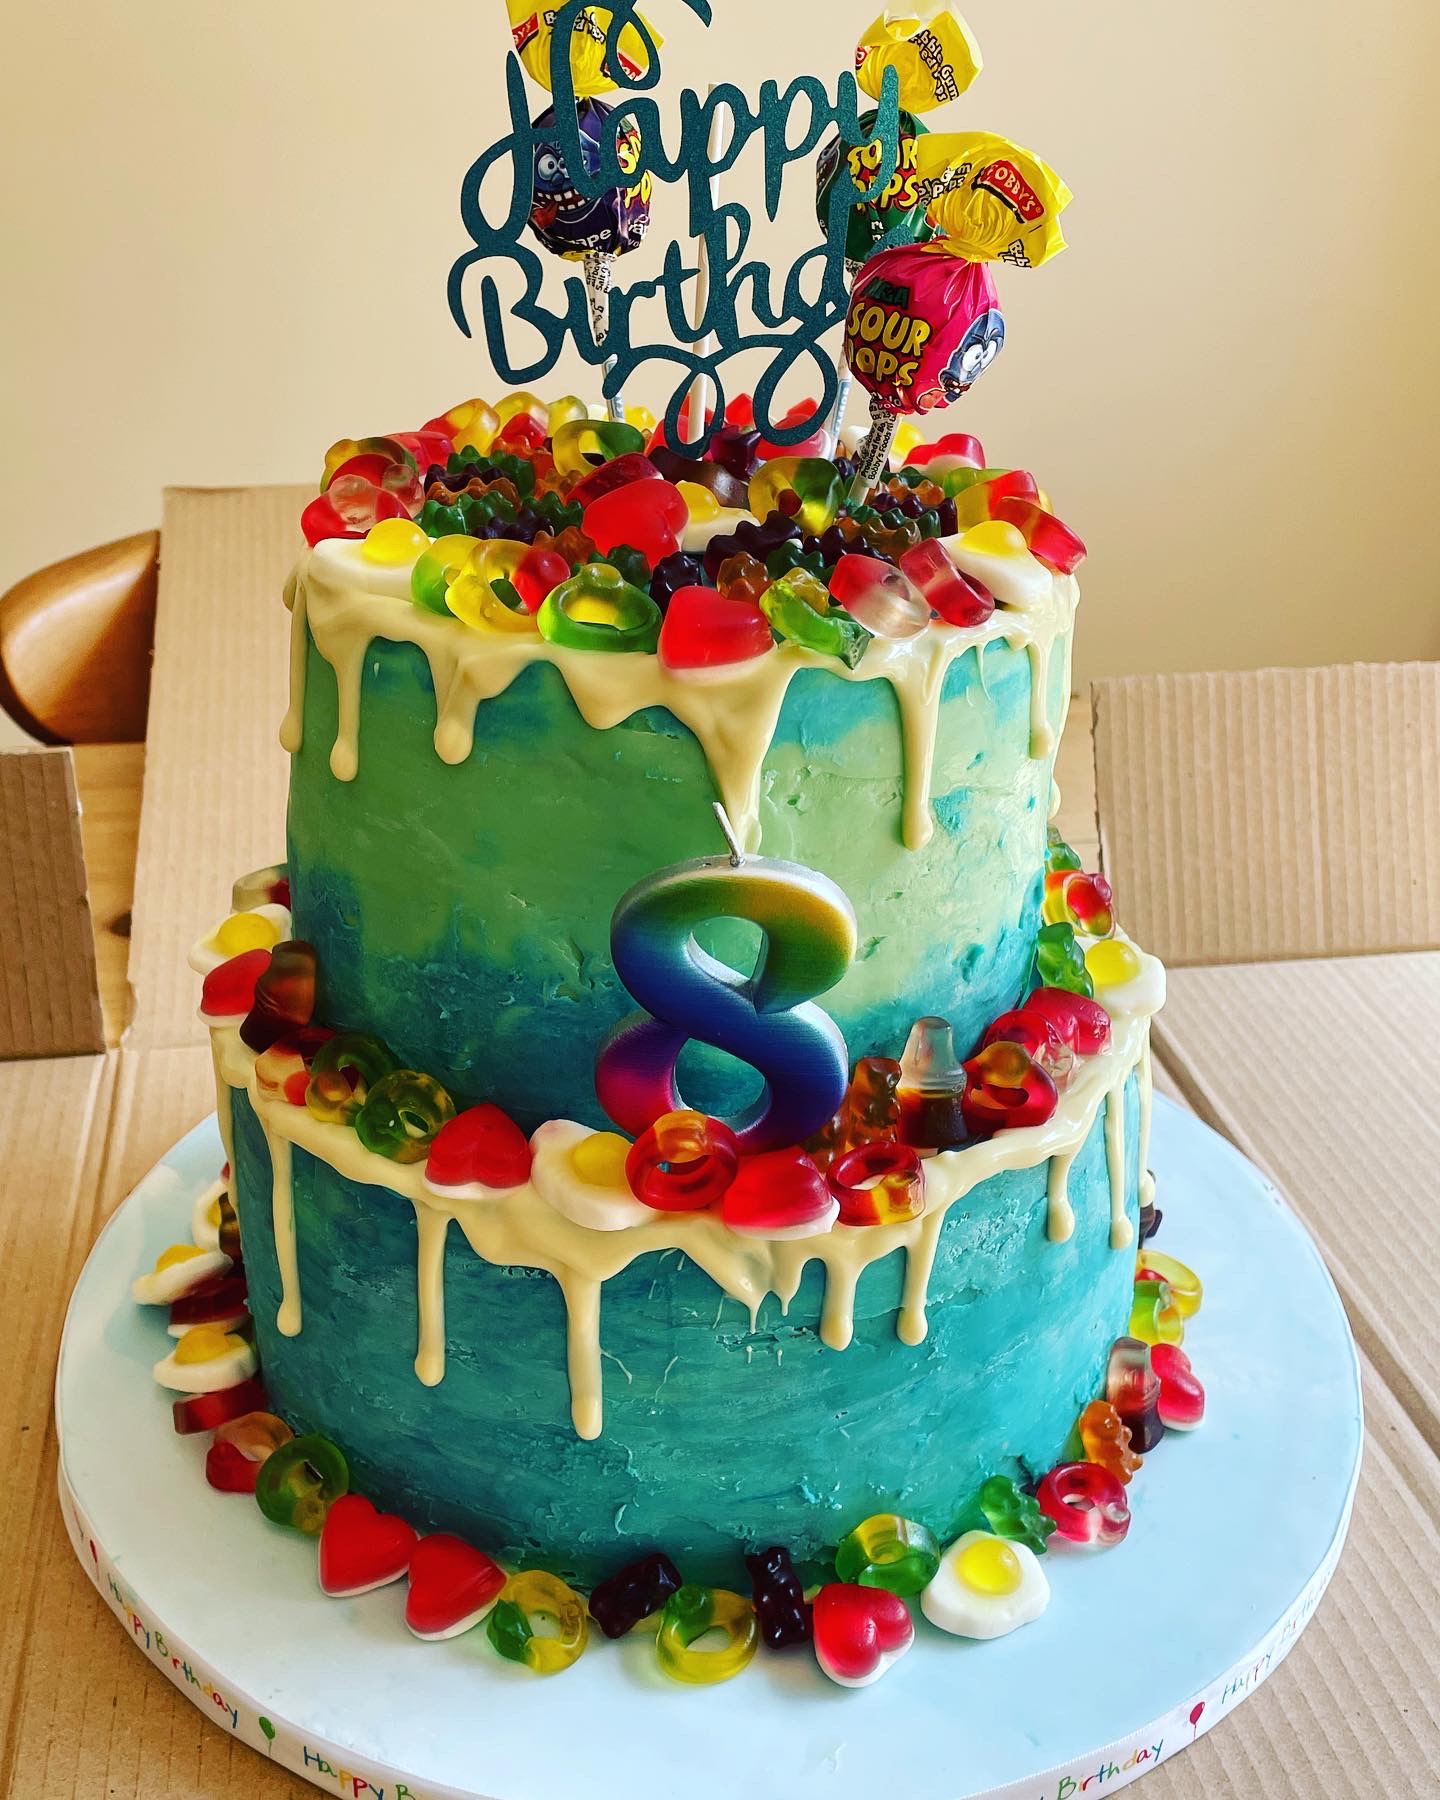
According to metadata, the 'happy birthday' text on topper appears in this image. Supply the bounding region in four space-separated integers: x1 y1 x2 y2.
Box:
448 0 903 452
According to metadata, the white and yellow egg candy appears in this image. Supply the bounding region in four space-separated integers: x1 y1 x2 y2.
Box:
944 521 1052 612
1085 938 1167 1017
132 1243 232 1305
152 1324 257 1393
190 1176 229 1251
529 1121 650 1232
187 903 292 975
920 1531 1051 1640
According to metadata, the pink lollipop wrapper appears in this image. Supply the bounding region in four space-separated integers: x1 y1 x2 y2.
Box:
843 244 1003 417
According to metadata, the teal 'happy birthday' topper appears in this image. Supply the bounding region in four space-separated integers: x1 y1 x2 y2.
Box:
448 0 904 452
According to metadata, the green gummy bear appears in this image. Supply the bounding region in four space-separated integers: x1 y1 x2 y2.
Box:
1034 922 1094 997
976 1474 1055 1555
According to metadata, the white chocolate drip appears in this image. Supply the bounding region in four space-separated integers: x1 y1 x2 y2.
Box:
209 953 1159 1439
1137 1037 1156 1212
1103 1084 1136 1251
287 545 1077 855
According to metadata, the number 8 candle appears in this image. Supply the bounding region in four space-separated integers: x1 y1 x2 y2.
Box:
595 807 857 1155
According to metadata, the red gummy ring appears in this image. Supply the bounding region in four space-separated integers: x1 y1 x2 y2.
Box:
172 1374 268 1436
827 1141 925 1227
1035 1461 1130 1548
625 1110 740 1212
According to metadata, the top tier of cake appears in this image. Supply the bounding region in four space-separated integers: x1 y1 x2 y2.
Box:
281 526 1077 1132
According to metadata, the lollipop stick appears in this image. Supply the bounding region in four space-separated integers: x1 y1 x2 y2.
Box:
848 396 899 503
824 258 861 457
583 250 626 424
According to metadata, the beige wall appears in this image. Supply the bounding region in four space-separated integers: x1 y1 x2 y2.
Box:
5 1 1439 682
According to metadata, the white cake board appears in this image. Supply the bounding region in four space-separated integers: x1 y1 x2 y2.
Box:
56 1097 1361 1800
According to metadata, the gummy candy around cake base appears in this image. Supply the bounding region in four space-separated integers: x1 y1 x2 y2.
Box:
228 1078 1141 1584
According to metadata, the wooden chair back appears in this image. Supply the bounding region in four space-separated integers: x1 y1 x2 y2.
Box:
0 532 160 744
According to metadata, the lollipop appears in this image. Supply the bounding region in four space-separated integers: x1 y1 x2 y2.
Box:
506 0 662 97
816 8 984 449
511 2 660 422
529 97 651 418
844 130 1071 498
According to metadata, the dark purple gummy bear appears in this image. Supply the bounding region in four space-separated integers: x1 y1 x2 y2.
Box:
744 1545 812 1649
587 1551 683 1640
709 424 763 483
650 552 709 609
702 514 801 581
1139 1194 1163 1243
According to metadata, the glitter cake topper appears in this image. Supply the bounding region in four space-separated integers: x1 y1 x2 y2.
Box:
449 0 905 451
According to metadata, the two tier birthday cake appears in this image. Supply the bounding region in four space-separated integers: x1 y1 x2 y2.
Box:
125 3 1204 1696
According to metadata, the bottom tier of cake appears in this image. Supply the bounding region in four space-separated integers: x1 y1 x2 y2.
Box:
225 1058 1146 1585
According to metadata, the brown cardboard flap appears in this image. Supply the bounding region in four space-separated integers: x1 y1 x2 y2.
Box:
1156 954 1440 1449
126 488 305 1051
0 747 104 1058
1091 664 1440 966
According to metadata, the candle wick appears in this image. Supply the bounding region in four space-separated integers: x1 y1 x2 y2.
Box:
712 801 744 867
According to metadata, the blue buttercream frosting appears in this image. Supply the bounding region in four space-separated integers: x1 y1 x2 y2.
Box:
285 631 1063 1132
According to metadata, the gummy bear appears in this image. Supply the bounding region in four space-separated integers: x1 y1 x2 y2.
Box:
745 1545 812 1649
808 1054 902 1172
588 1551 683 1639
716 552 772 604
1077 1399 1142 1485
975 1474 1056 1555
1034 921 1095 997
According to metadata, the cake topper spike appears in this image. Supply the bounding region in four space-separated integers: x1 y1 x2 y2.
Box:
711 801 744 868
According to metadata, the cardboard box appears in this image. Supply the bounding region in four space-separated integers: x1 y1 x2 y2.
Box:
1 497 1436 1795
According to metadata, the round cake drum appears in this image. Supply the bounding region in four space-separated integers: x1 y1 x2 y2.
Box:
56 1096 1361 1800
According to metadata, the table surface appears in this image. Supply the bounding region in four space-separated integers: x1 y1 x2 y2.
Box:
9 712 1435 1799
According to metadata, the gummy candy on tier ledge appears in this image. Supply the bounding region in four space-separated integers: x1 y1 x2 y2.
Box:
201 945 1162 1444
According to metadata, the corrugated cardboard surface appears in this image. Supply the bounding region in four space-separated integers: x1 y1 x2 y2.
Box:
125 488 301 1051
0 747 104 1058
3 502 1438 1795
1156 954 1440 1448
1092 664 1440 967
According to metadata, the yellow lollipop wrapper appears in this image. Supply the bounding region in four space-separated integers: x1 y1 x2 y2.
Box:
506 1 662 97
855 6 983 114
915 131 1072 268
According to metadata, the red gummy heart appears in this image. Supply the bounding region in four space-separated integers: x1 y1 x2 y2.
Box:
1023 986 1112 1056
200 949 272 1022
426 1104 532 1193
813 1583 914 1686
404 1534 505 1639
1151 1343 1206 1430
721 1147 837 1238
319 1494 418 1598
659 588 773 670
240 940 317 1053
